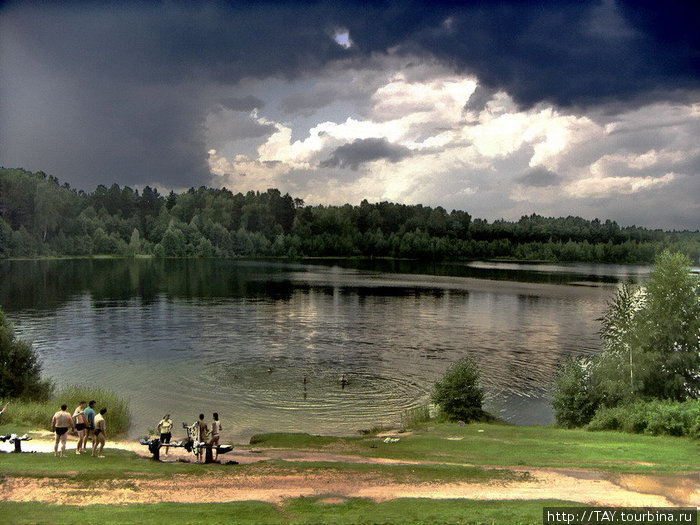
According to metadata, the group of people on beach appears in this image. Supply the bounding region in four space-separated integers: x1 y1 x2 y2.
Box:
157 412 222 462
51 401 107 458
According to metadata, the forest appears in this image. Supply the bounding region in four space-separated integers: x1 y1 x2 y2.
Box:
1 167 698 263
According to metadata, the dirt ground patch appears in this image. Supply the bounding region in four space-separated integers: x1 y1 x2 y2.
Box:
1 438 698 507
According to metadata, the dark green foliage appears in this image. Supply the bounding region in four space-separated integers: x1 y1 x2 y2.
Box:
635 251 700 400
1 167 699 261
551 357 600 428
0 306 53 401
588 399 700 437
432 357 484 422
553 251 700 430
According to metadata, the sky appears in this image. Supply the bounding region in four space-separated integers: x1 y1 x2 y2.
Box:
0 1 698 230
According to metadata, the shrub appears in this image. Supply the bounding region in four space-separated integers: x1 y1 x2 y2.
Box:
432 357 484 423
588 399 700 437
0 307 54 401
586 403 647 434
552 356 600 428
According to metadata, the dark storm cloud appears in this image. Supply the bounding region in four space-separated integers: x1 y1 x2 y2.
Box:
1 0 697 191
0 1 353 189
396 0 700 109
218 96 265 112
321 138 412 170
517 167 562 188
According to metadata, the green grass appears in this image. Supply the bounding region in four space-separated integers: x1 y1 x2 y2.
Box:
0 449 215 480
2 421 694 524
1 385 131 436
0 449 526 485
0 499 580 525
250 421 700 474
245 460 530 484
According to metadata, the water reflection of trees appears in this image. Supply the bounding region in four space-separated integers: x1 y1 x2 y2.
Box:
0 258 639 313
0 259 299 310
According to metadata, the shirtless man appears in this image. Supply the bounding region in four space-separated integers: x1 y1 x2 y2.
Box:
51 404 75 457
72 401 88 454
92 408 107 458
209 412 222 461
196 413 208 463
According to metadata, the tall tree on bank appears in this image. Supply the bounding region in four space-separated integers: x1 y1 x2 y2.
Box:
553 251 700 427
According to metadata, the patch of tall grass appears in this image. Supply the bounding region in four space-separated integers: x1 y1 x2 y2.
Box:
0 385 131 436
399 405 431 430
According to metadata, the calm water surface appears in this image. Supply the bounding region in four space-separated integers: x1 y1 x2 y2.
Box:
0 258 649 440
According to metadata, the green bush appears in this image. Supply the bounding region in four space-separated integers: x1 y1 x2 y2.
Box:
0 385 132 436
0 307 54 401
432 357 484 423
587 399 700 437
551 356 600 428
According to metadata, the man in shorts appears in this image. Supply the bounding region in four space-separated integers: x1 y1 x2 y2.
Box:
51 404 74 457
92 408 107 458
84 400 96 454
210 412 222 461
196 413 208 463
72 401 88 454
157 414 173 456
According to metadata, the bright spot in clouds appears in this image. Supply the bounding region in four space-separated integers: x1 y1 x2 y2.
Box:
333 30 352 49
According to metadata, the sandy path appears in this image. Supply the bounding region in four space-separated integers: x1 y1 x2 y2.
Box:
1 438 698 507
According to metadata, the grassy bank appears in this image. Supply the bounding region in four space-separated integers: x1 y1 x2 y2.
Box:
1 422 697 524
1 386 131 436
0 448 529 485
250 421 700 475
3 422 696 479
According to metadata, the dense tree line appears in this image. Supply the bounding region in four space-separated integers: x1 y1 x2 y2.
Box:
1 167 698 263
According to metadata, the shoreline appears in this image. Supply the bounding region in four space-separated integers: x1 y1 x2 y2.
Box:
2 433 698 508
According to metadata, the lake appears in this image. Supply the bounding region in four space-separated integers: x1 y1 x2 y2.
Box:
0 258 650 441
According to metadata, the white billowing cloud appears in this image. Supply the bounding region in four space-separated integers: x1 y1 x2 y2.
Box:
566 173 677 198
208 144 297 193
207 58 700 228
371 74 476 122
465 100 599 171
589 149 687 176
210 67 479 195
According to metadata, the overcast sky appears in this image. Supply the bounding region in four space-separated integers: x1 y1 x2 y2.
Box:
1 1 698 230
